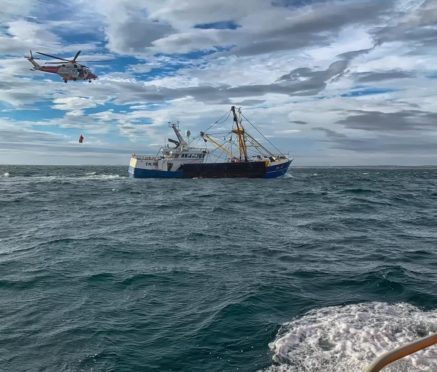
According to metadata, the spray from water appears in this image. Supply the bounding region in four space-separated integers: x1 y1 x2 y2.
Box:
266 302 437 372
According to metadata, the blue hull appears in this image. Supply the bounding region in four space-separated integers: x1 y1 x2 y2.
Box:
129 160 291 179
129 166 184 178
265 161 291 178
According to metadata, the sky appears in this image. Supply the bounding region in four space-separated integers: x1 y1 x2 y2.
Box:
0 0 436 166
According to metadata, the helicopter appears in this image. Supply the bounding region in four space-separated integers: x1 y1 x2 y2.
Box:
25 50 97 83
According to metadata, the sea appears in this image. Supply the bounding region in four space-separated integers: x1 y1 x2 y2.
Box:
0 165 436 372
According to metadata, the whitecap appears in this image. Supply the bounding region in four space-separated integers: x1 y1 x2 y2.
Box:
89 174 120 180
3 172 9 177
79 174 121 180
17 174 123 182
265 302 437 372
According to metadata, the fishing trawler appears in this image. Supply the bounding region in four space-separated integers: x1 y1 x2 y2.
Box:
128 106 292 178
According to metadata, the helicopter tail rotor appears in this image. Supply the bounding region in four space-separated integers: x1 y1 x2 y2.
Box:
25 50 41 69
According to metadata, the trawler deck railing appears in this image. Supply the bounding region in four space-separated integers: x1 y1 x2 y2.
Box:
365 333 437 372
132 155 158 160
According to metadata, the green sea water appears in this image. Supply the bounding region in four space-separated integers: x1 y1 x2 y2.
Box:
0 166 436 371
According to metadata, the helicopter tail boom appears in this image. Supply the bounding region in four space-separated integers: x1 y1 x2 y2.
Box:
26 50 41 70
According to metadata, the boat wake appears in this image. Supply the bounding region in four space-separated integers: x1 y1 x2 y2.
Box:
265 302 437 372
1 174 123 181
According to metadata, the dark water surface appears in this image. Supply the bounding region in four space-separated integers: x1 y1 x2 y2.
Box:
0 166 436 371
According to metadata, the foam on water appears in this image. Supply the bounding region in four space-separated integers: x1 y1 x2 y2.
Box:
2 174 123 181
81 172 122 180
266 302 437 372
84 174 121 180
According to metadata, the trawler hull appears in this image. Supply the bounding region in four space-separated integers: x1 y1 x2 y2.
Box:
129 160 291 179
128 166 184 178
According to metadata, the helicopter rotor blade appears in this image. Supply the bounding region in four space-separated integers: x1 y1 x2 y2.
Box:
25 50 42 60
25 55 41 60
36 51 70 62
72 50 81 62
45 59 95 63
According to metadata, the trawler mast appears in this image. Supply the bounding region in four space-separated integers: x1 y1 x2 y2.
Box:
170 122 188 148
231 106 249 162
200 106 282 162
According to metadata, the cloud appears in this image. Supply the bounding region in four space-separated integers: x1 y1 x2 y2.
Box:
0 120 65 143
0 79 56 107
319 131 437 155
312 120 437 160
2 0 437 165
1 0 39 22
84 59 351 107
52 96 109 111
313 127 347 139
91 0 394 58
372 0 437 46
229 1 393 56
148 0 268 30
232 99 266 106
354 70 415 83
336 109 437 132
7 19 61 45
88 0 175 56
150 29 235 54
107 18 175 55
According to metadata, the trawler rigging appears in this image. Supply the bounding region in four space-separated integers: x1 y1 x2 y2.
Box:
200 106 286 164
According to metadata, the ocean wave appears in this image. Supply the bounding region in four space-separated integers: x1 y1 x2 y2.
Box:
83 174 122 180
266 302 437 372
342 187 376 194
1 174 124 181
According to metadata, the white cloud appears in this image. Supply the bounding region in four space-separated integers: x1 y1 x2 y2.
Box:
7 19 61 45
52 96 108 111
1 0 39 22
1 0 437 165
